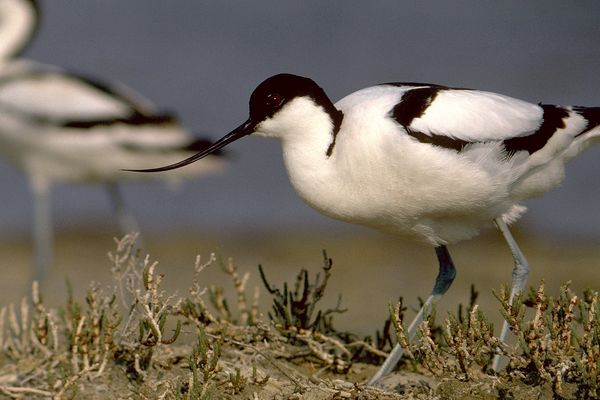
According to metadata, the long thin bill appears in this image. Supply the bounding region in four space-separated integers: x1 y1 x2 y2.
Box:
125 119 254 172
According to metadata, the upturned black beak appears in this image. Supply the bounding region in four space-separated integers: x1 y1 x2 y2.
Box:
125 119 255 172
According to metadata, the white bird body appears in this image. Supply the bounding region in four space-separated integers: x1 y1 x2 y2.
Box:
255 83 598 245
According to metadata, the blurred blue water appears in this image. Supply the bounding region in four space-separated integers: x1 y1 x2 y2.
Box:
2 0 600 240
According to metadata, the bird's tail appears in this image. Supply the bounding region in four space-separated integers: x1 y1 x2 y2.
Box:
565 106 600 159
574 106 600 134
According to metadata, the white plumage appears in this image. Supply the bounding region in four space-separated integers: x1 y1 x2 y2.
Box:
247 85 593 247
134 73 600 383
277 84 597 245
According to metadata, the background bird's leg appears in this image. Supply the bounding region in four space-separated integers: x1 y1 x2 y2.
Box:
492 217 529 371
369 245 456 385
30 178 52 283
106 183 145 249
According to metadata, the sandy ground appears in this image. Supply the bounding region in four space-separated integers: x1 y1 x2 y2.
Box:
1 225 599 339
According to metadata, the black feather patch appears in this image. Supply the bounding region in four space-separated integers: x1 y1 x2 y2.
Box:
61 112 177 129
503 105 568 155
573 106 600 136
325 109 344 157
391 87 441 126
406 129 470 152
390 86 470 152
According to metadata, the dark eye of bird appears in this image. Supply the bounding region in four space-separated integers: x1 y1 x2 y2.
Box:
266 93 284 109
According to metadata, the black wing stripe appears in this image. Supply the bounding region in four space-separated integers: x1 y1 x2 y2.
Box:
61 112 177 129
0 100 177 129
502 105 568 155
395 100 571 155
406 129 470 152
390 86 470 152
391 87 442 126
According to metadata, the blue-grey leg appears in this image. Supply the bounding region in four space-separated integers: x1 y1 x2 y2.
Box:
369 245 457 385
31 180 53 283
106 183 145 250
492 217 529 371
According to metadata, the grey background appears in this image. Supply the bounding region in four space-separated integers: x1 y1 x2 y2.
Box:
3 0 600 240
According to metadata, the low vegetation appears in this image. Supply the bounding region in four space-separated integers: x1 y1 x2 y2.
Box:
0 234 597 399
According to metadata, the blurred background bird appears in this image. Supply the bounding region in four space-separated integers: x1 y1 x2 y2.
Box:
0 0 226 281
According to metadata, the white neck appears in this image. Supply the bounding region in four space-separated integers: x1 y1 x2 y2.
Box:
0 0 37 60
255 97 344 217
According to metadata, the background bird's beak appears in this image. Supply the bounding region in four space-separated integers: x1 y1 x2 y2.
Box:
126 119 255 172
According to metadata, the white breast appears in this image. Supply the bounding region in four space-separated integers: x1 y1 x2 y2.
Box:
282 87 523 244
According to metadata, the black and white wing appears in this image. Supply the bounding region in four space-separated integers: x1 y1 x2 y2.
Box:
384 83 600 157
0 61 226 181
0 62 173 126
0 61 204 155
